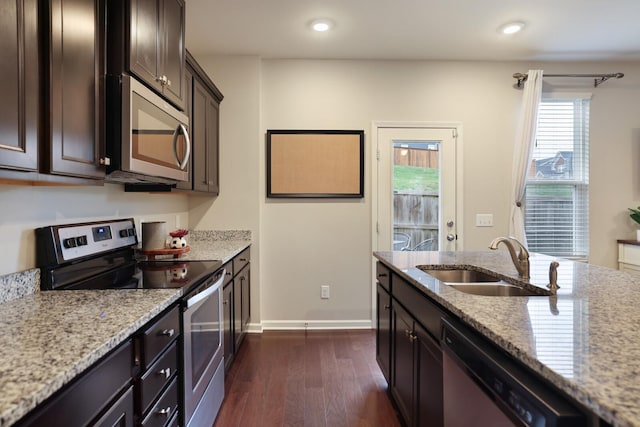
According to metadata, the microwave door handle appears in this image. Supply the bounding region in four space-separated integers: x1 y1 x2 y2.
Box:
173 124 191 170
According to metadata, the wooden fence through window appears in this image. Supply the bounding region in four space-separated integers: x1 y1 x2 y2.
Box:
393 191 439 250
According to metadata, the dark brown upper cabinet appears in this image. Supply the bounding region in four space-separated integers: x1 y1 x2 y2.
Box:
40 0 106 180
175 51 223 195
0 0 105 184
0 0 40 173
127 0 186 110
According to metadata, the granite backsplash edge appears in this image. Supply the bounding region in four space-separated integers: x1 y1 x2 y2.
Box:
0 269 40 305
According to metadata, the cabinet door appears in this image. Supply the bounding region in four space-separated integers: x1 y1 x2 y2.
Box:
0 0 39 172
159 0 185 109
93 386 134 427
391 303 415 426
233 274 243 350
129 0 161 93
175 65 193 190
223 283 233 371
376 284 392 383
415 322 443 427
191 77 220 194
191 78 208 192
204 92 220 194
240 266 250 333
45 0 105 179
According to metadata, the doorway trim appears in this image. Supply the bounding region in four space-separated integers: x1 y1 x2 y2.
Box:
370 121 465 322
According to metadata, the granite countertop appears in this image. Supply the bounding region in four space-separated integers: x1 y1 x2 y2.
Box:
0 234 251 426
374 250 640 427
0 289 182 427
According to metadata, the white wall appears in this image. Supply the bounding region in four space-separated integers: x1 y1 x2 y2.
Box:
0 183 189 275
194 57 640 329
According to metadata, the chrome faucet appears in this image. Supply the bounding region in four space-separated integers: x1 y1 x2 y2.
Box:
489 237 530 280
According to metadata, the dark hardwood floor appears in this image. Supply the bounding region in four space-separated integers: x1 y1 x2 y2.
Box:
213 330 402 427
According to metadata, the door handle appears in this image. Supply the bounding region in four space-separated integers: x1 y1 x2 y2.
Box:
173 123 191 170
446 234 456 241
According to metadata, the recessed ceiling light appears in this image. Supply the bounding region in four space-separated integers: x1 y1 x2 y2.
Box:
500 21 525 35
310 19 333 32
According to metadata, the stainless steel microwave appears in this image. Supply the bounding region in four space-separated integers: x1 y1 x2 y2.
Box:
106 74 191 185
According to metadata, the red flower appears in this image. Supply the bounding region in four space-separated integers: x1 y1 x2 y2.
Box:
169 229 189 238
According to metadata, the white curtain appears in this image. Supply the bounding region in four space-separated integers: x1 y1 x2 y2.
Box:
509 69 543 246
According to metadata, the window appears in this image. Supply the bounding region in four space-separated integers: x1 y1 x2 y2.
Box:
524 97 590 258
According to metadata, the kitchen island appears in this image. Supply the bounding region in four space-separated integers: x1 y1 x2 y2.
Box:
0 236 250 427
375 250 640 427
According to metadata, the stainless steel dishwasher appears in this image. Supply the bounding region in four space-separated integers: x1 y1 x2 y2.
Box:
441 318 585 426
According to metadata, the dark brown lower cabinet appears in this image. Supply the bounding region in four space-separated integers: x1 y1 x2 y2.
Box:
376 283 392 383
223 280 233 371
391 303 416 424
16 340 134 427
391 302 444 427
223 247 251 373
377 262 444 427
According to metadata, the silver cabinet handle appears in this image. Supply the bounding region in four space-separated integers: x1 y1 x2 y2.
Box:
158 368 171 379
157 407 171 417
161 329 175 337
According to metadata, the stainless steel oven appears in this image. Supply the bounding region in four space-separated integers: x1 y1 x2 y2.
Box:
183 268 225 427
106 74 191 184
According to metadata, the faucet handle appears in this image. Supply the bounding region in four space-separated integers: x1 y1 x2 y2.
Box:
547 261 560 293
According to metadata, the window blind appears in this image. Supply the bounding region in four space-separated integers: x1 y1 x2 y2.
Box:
524 98 590 258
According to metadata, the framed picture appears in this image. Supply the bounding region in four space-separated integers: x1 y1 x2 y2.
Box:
266 130 364 198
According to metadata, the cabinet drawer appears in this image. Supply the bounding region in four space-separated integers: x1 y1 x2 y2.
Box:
619 243 640 267
376 262 391 291
141 306 180 369
141 378 178 427
139 342 178 414
18 340 133 427
393 274 445 341
233 247 250 275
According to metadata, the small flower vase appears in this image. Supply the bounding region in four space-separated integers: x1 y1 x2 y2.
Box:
636 229 640 241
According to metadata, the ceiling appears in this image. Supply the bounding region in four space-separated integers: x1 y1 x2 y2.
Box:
185 0 640 62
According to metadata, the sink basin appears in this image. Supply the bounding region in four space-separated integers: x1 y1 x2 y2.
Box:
419 268 501 283
445 283 544 297
418 266 549 297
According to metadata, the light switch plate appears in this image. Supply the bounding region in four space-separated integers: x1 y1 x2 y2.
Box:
476 214 494 227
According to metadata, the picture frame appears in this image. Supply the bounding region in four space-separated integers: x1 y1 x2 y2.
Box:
266 129 365 198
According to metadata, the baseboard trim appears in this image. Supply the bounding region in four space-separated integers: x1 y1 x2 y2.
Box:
254 319 373 331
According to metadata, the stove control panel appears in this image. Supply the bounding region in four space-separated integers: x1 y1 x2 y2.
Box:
36 218 138 265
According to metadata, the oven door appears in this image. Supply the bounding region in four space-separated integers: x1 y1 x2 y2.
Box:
122 75 191 182
183 269 225 426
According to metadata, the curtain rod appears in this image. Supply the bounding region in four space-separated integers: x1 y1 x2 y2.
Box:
513 72 624 88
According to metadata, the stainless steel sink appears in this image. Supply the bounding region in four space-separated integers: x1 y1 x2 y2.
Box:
418 266 549 297
419 268 501 283
445 282 544 297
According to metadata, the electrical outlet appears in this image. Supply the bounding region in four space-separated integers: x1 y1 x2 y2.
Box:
321 285 330 299
476 214 494 227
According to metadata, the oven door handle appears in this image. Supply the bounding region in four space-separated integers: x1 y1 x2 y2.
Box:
186 269 225 309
